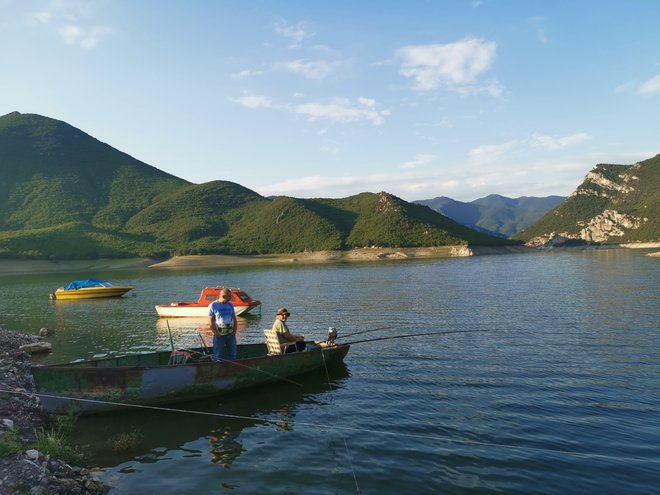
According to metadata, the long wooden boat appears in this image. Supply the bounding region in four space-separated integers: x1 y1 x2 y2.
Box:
155 286 261 317
31 342 349 415
51 279 133 300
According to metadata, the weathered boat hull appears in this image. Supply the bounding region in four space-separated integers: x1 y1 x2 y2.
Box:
31 343 349 415
53 286 133 300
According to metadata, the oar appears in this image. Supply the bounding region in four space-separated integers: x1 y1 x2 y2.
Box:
344 328 497 346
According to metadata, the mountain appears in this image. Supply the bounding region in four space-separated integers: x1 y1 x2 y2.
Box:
514 155 659 246
0 112 512 260
414 194 565 238
0 111 187 231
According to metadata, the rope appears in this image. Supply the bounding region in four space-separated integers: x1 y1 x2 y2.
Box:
2 387 657 466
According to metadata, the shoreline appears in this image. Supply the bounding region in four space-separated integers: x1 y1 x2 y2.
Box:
0 328 106 494
0 243 658 275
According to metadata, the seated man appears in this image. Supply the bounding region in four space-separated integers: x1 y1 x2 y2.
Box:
272 307 306 353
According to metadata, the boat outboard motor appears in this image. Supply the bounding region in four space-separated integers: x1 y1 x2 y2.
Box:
326 327 338 346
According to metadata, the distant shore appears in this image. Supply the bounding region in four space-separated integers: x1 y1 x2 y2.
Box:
0 243 657 275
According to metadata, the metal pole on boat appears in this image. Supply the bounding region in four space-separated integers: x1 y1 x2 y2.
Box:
198 332 209 354
166 320 175 350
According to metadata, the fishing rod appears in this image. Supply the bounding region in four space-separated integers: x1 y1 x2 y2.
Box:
339 325 401 339
344 328 498 346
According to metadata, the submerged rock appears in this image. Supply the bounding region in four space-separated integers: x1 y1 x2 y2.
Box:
18 342 52 354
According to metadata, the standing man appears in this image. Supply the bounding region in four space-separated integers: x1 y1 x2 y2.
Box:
208 288 237 361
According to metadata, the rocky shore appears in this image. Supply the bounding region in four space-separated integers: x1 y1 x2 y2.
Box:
0 328 107 494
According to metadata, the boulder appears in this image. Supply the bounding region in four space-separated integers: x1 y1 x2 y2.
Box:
38 327 54 337
18 342 52 354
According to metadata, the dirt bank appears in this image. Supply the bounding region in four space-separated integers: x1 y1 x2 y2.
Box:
0 257 156 275
0 328 107 494
149 246 471 269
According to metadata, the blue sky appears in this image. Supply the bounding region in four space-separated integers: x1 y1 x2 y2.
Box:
1 0 658 201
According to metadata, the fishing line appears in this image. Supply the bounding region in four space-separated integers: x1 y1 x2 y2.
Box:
339 325 401 339
3 387 657 466
320 347 362 494
344 328 499 345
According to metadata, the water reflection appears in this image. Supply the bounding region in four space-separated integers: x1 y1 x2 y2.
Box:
73 362 350 470
155 315 257 348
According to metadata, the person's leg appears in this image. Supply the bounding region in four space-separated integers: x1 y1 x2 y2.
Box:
212 335 221 361
295 341 306 352
226 333 237 360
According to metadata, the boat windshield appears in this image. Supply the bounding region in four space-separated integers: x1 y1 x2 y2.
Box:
64 279 112 290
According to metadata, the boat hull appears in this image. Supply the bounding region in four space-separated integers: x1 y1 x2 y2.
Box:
53 286 133 300
155 286 261 317
155 303 258 317
31 343 349 415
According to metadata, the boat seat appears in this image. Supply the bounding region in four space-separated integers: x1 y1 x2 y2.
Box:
263 329 294 356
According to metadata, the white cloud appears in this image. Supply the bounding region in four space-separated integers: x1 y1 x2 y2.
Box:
58 24 110 49
231 94 388 125
254 150 656 202
284 59 337 79
293 97 387 125
26 1 111 49
274 20 314 47
395 38 498 94
530 132 591 150
401 154 436 169
468 140 520 165
638 74 660 95
529 16 549 44
468 132 590 166
230 69 264 80
231 95 275 109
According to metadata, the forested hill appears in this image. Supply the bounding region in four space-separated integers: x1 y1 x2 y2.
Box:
414 194 565 238
514 155 659 246
0 112 511 260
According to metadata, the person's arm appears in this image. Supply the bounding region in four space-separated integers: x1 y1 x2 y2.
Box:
208 306 220 337
282 329 304 342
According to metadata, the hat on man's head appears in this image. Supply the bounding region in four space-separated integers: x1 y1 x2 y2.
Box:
276 307 290 316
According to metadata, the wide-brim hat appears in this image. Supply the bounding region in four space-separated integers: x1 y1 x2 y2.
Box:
276 307 291 316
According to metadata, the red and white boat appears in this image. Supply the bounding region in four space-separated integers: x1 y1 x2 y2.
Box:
155 286 261 317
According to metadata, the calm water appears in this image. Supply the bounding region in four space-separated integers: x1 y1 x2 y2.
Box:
1 249 658 494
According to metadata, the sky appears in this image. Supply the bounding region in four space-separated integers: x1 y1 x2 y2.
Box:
1 0 658 202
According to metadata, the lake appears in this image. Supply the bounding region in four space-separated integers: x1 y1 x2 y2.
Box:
1 249 658 494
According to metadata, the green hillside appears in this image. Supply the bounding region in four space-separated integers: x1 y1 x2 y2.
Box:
415 194 565 238
0 111 514 260
515 155 659 245
0 111 187 231
331 192 506 247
